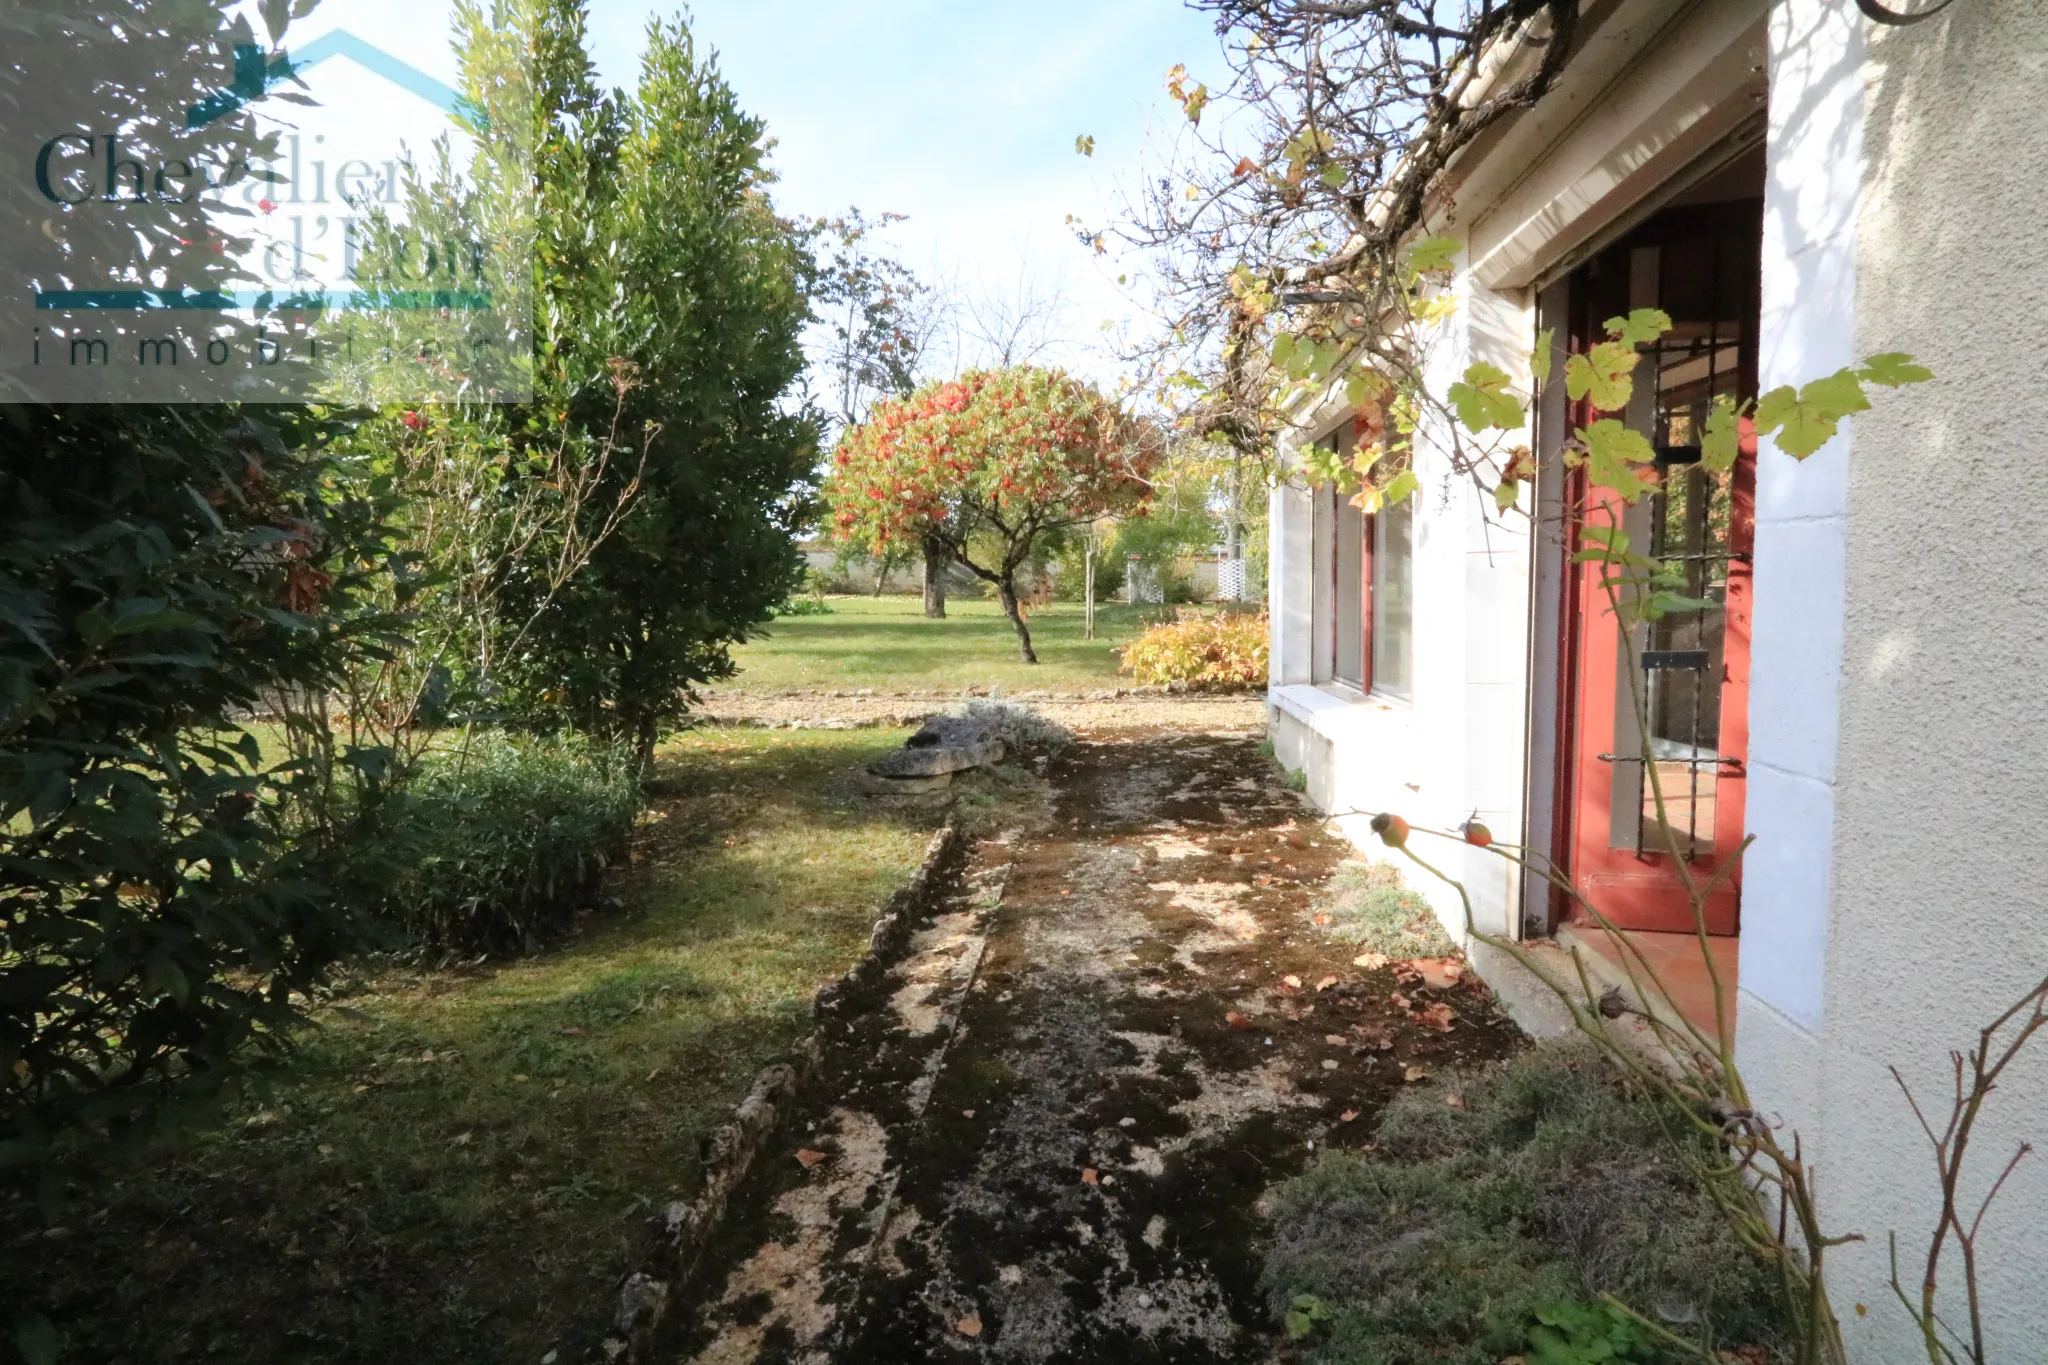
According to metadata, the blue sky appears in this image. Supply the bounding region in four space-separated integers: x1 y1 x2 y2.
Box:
584 0 1226 378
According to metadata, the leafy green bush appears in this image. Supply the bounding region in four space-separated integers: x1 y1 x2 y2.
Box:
0 403 402 1168
770 573 835 617
488 17 816 762
1260 1043 1786 1364
1118 609 1269 687
387 738 640 954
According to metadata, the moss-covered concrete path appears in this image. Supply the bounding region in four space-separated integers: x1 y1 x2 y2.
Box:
673 729 1520 1364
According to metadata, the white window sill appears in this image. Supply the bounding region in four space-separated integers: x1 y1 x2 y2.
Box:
1268 682 1409 741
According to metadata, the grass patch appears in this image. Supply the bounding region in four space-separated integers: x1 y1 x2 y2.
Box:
4 728 939 1363
727 594 1179 692
1317 859 1459 959
1261 1043 1787 1364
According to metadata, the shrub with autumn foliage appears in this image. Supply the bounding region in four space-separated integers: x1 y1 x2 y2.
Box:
825 367 1162 662
1119 610 1270 688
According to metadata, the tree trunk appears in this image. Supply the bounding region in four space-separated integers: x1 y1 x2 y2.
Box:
998 578 1038 663
921 535 948 619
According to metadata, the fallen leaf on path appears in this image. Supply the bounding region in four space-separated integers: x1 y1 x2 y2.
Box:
1389 991 1412 1011
1314 974 1339 991
1353 950 1389 969
1408 958 1466 991
1080 1168 1099 1185
1313 914 1333 926
1446 1093 1466 1109
1414 1001 1456 1032
1404 1066 1428 1083
1338 1109 1360 1123
1325 1034 1348 1046
961 1108 976 1118
794 1149 827 1169
1225 1009 1255 1029
956 1315 983 1338
1350 1023 1395 1050
1281 974 1303 990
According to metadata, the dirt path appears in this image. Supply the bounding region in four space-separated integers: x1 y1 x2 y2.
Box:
672 730 1520 1364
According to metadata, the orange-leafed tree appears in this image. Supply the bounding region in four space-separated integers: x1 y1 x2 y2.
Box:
826 366 1161 662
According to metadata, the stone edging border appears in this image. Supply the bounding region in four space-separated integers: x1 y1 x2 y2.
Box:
597 821 967 1362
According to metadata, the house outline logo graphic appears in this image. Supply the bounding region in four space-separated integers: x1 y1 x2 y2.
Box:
187 30 468 128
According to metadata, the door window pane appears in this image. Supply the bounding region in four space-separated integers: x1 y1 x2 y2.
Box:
1607 226 1755 855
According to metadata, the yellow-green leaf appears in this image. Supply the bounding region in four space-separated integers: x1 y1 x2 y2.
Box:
1389 389 1420 435
1858 351 1933 388
1381 468 1421 506
1447 361 1523 433
1581 419 1657 500
1320 161 1348 188
1531 329 1554 382
1755 370 1871 459
1565 340 1639 413
1075 134 1095 157
1494 479 1520 512
1405 235 1461 278
1302 441 1358 492
1701 397 1742 473
1604 308 1672 347
1802 368 1873 420
1579 523 1630 554
1346 369 1390 407
1411 293 1460 325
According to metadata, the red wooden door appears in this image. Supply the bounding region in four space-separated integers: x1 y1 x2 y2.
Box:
1556 211 1760 936
1564 452 1752 934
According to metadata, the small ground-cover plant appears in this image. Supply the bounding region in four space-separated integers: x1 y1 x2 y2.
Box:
1119 608 1269 687
1316 859 1458 959
1260 1042 1786 1364
387 736 641 954
1525 1298 1663 1364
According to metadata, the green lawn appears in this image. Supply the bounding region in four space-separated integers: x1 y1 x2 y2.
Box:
733 594 1176 692
8 729 938 1364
